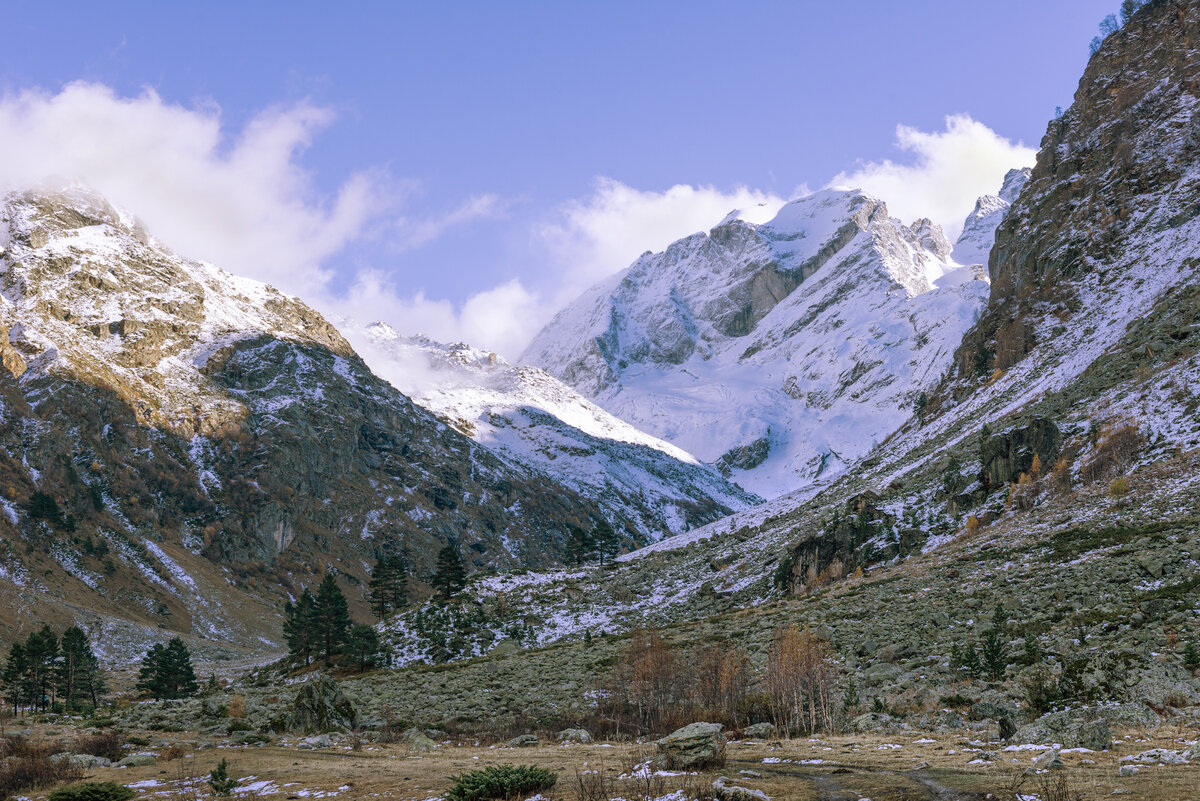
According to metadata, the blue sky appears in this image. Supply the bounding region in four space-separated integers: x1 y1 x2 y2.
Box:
1 1 1116 356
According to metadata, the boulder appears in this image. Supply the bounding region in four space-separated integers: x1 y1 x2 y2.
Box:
506 734 538 748
1031 749 1063 772
1013 708 1129 748
286 674 357 734
297 734 332 750
116 754 157 767
557 728 593 743
712 776 769 801
407 733 436 751
656 722 726 769
1075 719 1111 751
50 753 111 769
742 722 776 739
1118 765 1139 777
1121 748 1188 765
850 712 896 734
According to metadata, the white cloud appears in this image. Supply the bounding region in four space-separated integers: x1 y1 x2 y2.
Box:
538 178 787 307
828 114 1035 241
388 193 508 252
0 82 379 298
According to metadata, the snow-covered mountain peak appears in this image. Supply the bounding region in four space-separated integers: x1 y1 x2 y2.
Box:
953 167 1031 267
523 183 1001 498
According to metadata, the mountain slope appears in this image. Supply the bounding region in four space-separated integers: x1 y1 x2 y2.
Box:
343 323 760 541
523 189 991 498
953 167 1030 266
0 187 618 660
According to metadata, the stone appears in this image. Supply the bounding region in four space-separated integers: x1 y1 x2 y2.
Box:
1121 748 1187 765
557 728 593 743
51 753 112 769
506 734 538 748
115 754 157 767
1075 719 1111 751
712 776 769 801
286 674 357 734
1031 749 1063 771
298 734 332 750
742 722 776 739
1118 765 1139 777
656 722 726 769
850 712 896 734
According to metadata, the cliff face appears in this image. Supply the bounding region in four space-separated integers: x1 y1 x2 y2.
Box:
961 0 1200 375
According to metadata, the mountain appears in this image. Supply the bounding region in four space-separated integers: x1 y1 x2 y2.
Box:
953 167 1030 266
522 188 996 498
0 186 633 661
341 323 760 541
373 0 1200 706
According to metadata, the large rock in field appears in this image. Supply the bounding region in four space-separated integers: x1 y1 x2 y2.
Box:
656 722 726 769
286 674 357 733
742 722 776 739
557 728 593 743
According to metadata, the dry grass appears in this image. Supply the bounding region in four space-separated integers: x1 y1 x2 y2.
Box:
6 725 1198 801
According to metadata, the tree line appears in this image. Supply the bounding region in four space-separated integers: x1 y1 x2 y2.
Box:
2 625 105 714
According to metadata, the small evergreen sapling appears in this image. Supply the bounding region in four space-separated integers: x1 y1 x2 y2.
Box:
1183 642 1200 672
208 758 237 796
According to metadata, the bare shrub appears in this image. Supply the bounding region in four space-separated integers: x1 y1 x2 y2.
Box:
226 695 246 719
1052 457 1072 492
693 642 751 727
762 626 838 736
73 730 125 762
0 736 82 799
1081 419 1144 483
605 631 693 734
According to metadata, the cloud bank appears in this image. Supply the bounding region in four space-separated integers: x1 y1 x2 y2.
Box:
828 114 1036 242
0 83 1037 369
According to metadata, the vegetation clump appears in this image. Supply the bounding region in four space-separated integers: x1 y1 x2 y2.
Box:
47 783 135 801
445 765 556 801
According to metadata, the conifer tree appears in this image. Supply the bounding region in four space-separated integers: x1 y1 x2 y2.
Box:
2 642 28 713
962 641 982 679
24 625 59 711
565 525 595 567
57 626 104 710
433 541 467 601
314 574 351 664
345 624 382 673
593 519 620 564
981 628 1008 682
368 556 409 619
283 590 319 666
1183 642 1200 672
137 637 198 700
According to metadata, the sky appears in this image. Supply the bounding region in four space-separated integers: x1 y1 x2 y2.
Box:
0 1 1117 358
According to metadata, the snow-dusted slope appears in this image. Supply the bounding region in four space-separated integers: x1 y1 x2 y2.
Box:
523 189 991 498
344 323 760 541
953 168 1030 267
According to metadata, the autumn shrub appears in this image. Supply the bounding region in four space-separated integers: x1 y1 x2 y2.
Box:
762 626 838 735
72 730 125 762
1080 420 1144 483
0 737 82 799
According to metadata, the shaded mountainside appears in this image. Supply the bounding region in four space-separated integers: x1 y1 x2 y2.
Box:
345 323 760 542
362 0 1200 724
523 189 999 499
0 188 628 661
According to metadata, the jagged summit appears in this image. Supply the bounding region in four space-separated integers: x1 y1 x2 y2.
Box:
522 187 999 498
953 167 1031 267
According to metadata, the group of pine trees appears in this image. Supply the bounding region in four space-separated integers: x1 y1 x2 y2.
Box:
2 625 105 713
283 572 382 672
565 519 621 567
136 637 199 700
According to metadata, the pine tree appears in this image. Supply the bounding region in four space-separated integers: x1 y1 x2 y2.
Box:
981 628 1008 682
593 519 620 564
24 625 59 711
314 574 351 664
368 556 408 620
1183 642 1200 672
208 758 237 796
283 590 318 666
2 642 28 714
565 526 595 567
962 641 982 679
136 643 168 700
57 626 104 711
433 541 467 601
1023 630 1042 665
137 638 198 700
345 624 382 673
991 604 1009 632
